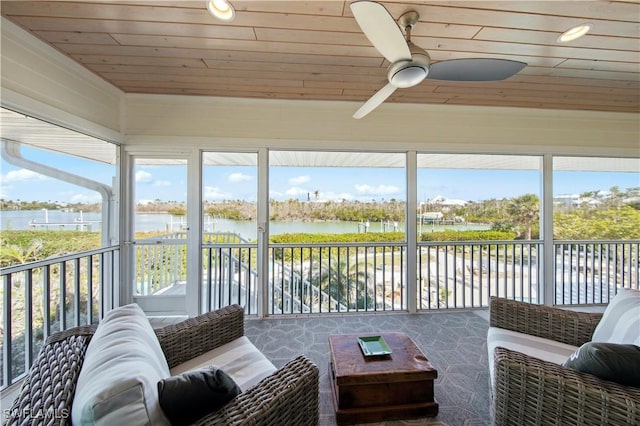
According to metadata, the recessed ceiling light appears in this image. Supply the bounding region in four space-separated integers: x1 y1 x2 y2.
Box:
557 23 593 43
206 0 235 22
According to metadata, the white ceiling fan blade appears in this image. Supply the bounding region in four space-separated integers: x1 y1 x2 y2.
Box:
427 58 527 81
350 1 411 63
353 83 397 119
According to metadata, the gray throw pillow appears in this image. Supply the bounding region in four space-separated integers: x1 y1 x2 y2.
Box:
158 366 241 426
562 342 640 387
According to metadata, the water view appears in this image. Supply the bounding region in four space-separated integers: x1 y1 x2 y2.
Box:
1 209 488 239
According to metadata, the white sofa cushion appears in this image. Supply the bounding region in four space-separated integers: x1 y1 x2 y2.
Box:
72 303 171 426
171 336 277 391
591 288 640 345
487 326 578 384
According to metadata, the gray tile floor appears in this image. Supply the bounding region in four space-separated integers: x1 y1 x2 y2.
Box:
244 311 491 426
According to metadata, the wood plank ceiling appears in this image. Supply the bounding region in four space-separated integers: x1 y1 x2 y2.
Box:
2 0 639 114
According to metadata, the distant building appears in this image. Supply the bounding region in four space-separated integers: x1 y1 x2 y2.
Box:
422 212 444 221
554 194 601 208
418 212 446 224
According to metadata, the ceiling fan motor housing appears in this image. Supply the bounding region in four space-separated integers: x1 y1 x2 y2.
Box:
387 44 431 88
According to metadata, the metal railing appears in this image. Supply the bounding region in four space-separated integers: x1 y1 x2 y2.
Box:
202 242 407 315
554 240 639 305
203 243 258 314
3 239 638 390
135 231 249 296
418 240 541 309
269 243 406 314
1 246 118 388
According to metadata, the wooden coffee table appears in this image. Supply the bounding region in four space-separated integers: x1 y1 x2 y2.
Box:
328 332 438 425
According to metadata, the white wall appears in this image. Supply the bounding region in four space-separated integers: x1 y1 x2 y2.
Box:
0 18 123 143
124 93 639 157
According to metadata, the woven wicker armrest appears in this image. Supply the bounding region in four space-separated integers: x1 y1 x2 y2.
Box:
196 355 320 426
493 347 640 426
6 326 96 426
155 304 245 369
489 296 602 346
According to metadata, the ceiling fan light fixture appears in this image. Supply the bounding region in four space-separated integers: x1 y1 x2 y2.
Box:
206 0 235 22
390 65 428 88
557 23 593 43
387 49 430 88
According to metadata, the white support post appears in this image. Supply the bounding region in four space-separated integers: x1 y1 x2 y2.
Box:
407 151 418 313
186 150 202 317
257 148 269 318
118 146 134 309
542 154 555 306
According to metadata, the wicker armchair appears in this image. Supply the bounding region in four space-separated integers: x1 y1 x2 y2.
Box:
489 297 640 426
7 304 319 426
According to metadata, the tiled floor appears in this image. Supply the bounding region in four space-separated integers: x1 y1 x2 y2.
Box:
244 311 491 426
149 310 491 425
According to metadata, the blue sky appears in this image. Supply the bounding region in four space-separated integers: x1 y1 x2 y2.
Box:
1 147 638 204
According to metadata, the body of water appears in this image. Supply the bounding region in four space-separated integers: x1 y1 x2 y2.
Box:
1 210 488 240
1 209 103 232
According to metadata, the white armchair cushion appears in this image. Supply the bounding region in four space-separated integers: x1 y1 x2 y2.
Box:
591 288 640 345
487 327 578 384
171 336 276 391
72 303 171 426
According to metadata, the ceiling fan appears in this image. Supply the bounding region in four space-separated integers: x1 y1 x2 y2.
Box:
350 1 527 119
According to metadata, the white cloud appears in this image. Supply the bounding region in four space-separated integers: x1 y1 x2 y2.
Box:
289 175 310 185
153 180 171 187
3 169 49 183
204 186 231 200
135 170 153 183
228 173 252 183
70 193 102 203
0 185 10 198
354 184 400 195
276 187 354 201
318 191 354 202
285 187 308 197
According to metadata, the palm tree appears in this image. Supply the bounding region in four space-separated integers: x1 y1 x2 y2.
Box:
507 194 539 240
0 239 44 266
311 254 375 310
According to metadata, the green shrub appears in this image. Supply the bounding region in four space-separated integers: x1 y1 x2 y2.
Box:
420 230 516 242
270 232 405 263
1 230 101 267
270 232 405 244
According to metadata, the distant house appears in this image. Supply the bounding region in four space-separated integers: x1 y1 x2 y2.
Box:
554 194 602 208
553 194 578 209
422 212 444 223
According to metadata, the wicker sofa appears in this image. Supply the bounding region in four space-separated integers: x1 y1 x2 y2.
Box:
6 304 319 426
488 296 640 426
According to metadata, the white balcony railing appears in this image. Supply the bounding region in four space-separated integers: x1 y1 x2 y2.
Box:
1 246 119 389
555 240 639 305
418 240 541 308
2 239 638 389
